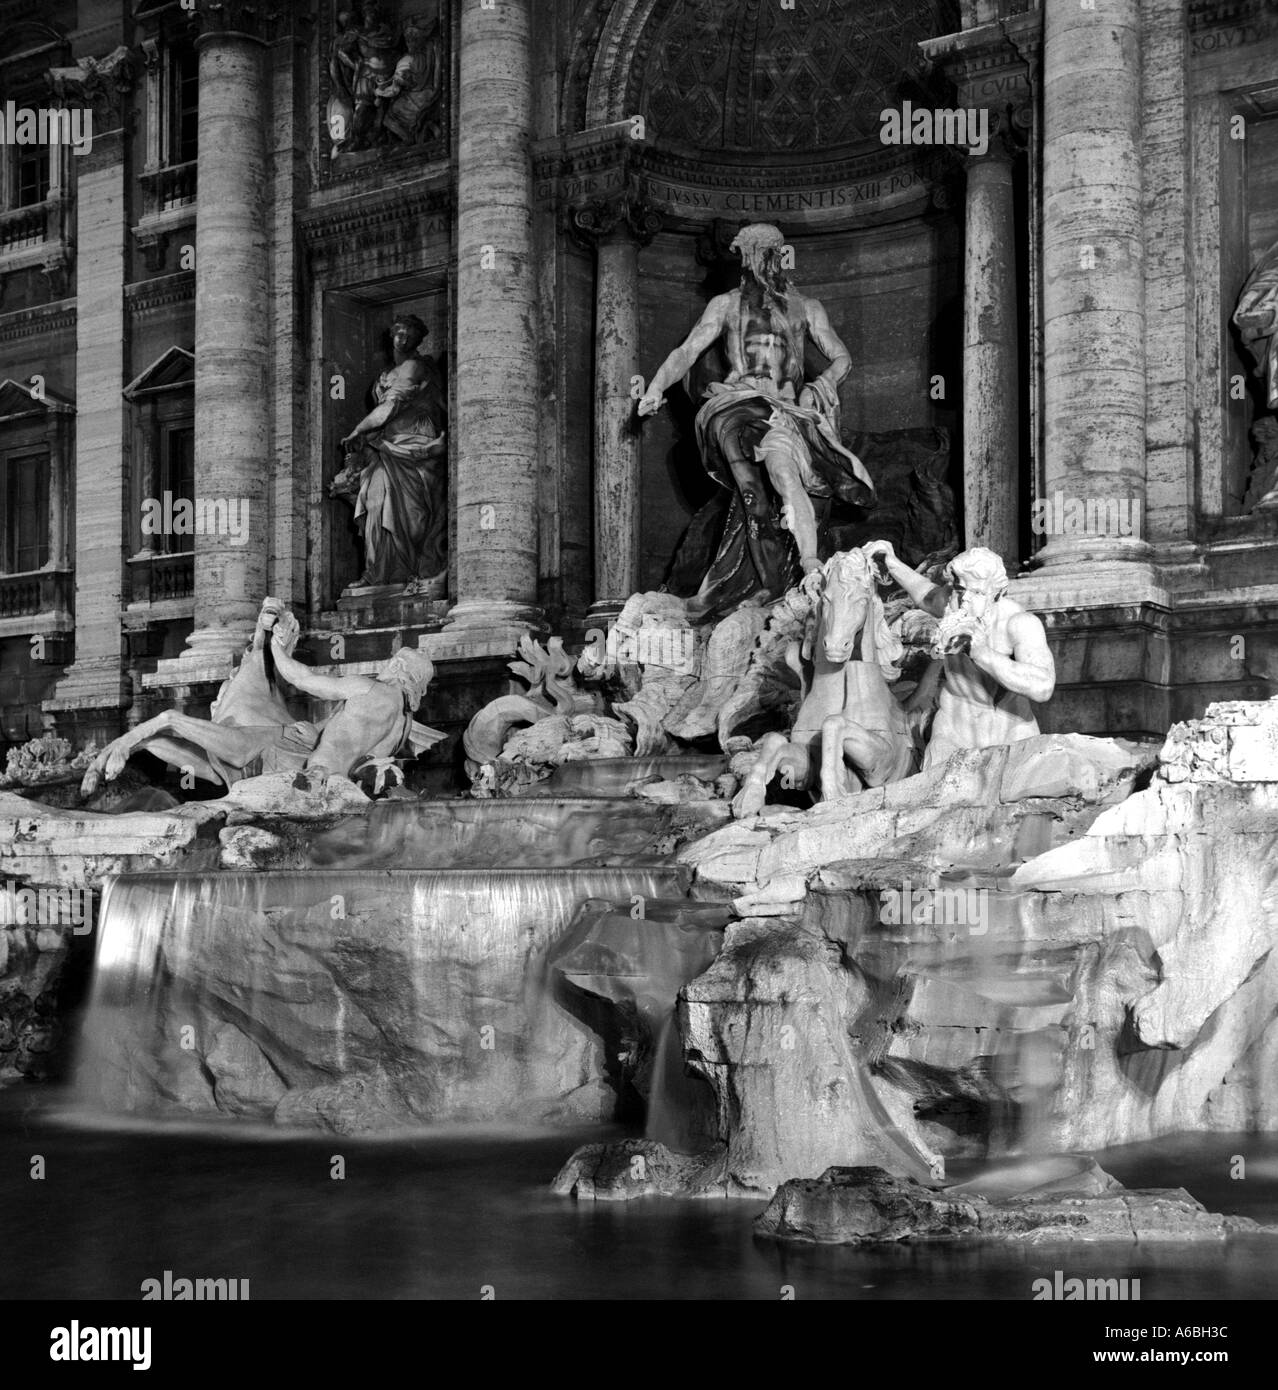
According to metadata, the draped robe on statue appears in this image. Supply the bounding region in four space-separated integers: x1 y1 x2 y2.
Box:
687 369 874 622
352 363 448 588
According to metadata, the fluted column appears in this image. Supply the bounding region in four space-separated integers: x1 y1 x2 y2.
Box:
962 130 1019 568
178 3 272 668
447 0 540 633
574 192 661 616
1037 0 1147 568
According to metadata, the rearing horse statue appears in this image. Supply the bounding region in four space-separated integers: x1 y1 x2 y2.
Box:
731 548 915 818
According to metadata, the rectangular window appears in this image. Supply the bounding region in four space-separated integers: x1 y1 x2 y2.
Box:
159 423 194 555
170 46 198 164
2 449 50 573
14 145 49 207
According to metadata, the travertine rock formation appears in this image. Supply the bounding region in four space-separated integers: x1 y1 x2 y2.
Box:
755 1165 1270 1245
563 710 1278 1197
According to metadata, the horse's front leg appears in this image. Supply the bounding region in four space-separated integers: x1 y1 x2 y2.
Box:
80 712 179 796
80 710 265 797
821 718 904 800
731 732 809 818
819 715 863 802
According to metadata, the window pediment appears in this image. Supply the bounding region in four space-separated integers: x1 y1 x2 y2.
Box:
123 346 193 400
0 377 73 422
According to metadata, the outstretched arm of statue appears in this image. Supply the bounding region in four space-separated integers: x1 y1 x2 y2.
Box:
968 610 1056 704
341 398 395 447
269 625 374 704
637 295 731 416
864 539 948 618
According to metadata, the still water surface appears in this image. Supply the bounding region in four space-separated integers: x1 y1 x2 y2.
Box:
2 1090 1275 1301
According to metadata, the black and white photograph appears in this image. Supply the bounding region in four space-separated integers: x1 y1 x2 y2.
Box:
0 0 1276 1350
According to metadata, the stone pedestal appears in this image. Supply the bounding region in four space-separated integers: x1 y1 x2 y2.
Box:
163 10 271 679
448 0 540 639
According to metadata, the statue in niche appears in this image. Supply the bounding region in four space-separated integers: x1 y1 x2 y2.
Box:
1233 239 1278 511
79 599 441 798
638 222 875 623
328 2 443 156
331 313 448 596
865 541 1055 771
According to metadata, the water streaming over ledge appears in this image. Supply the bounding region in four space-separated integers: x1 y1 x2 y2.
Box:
73 790 717 1132
77 865 695 1127
302 796 698 868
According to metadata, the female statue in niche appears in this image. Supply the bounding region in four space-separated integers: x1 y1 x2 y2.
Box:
332 314 448 595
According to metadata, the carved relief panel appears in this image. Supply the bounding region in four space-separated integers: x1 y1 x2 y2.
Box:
320 0 449 177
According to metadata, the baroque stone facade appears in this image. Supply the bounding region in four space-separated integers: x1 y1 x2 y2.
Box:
0 0 1274 770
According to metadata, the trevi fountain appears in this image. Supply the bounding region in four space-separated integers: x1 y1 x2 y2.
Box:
1 0 1276 1346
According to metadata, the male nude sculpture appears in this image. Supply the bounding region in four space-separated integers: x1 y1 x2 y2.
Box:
638 222 873 620
80 599 436 796
864 541 1055 769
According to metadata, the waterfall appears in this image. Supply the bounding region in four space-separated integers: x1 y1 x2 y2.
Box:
76 857 692 1128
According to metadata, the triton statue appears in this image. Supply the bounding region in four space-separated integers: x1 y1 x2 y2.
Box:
866 541 1055 769
80 599 440 797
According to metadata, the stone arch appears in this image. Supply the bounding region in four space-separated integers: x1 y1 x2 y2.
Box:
566 0 962 150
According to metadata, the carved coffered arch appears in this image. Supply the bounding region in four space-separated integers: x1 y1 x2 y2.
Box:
567 0 960 153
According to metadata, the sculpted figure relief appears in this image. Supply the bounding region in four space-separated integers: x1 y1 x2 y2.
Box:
639 223 875 623
80 600 439 797
867 541 1055 769
332 314 448 595
328 3 443 156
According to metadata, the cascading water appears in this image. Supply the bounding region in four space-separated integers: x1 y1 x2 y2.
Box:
74 794 721 1133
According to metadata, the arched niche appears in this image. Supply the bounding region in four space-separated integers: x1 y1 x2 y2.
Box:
560 0 965 591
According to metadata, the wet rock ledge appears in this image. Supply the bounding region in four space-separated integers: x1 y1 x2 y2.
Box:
755 1164 1274 1245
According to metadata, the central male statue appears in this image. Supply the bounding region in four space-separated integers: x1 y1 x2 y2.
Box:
639 222 874 621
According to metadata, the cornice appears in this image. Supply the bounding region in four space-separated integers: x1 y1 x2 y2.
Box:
0 298 75 345
125 272 195 317
299 180 454 259
1189 0 1278 32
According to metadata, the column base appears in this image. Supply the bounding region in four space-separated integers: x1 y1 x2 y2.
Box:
44 660 129 714
586 597 629 624
1010 557 1171 612
426 600 547 663
145 625 250 693
1034 533 1152 568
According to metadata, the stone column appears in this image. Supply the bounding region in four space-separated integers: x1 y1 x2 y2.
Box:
919 20 1037 572
174 2 272 673
1036 0 1148 570
44 49 135 731
446 0 540 637
962 130 1019 568
574 192 661 616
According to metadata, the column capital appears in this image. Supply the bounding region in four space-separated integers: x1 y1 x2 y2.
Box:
963 106 1030 169
570 187 663 251
192 1 282 46
919 12 1039 126
46 45 136 133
